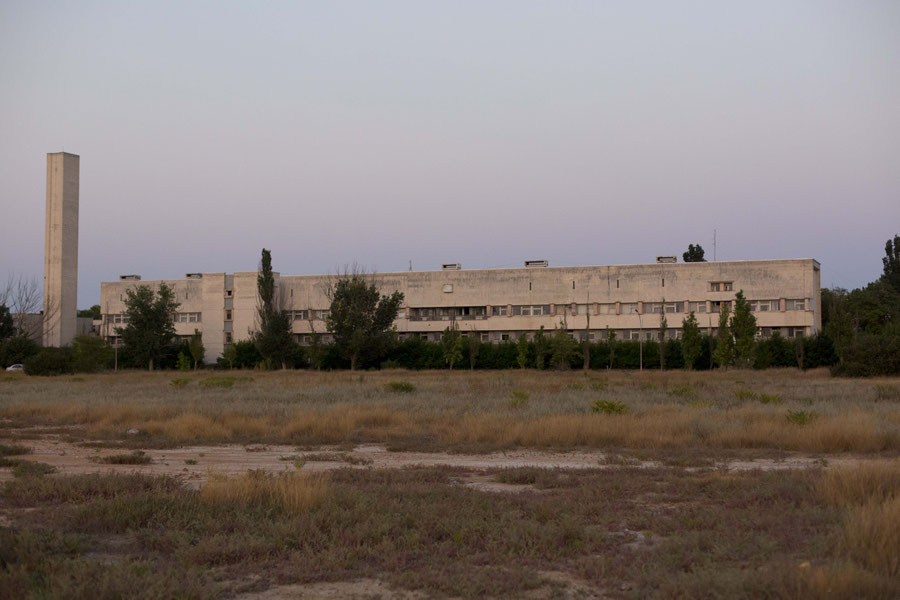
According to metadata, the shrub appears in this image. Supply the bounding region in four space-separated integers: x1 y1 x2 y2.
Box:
170 378 191 388
0 335 39 368
786 410 816 425
13 461 56 478
70 335 114 373
385 380 415 393
176 352 191 371
23 347 72 376
94 451 152 465
199 375 253 389
591 399 627 415
759 393 783 405
509 389 530 409
734 388 759 401
668 385 695 398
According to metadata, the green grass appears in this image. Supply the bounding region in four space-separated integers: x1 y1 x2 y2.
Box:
384 380 416 393
591 398 627 415
198 375 253 389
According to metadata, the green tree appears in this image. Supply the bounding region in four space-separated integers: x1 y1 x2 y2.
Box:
549 324 576 370
120 283 180 371
221 344 237 370
658 308 668 370
188 329 204 369
253 249 294 369
71 335 113 373
712 302 734 368
607 327 616 369
463 334 479 370
441 321 463 370
882 234 900 292
516 332 529 369
730 290 757 366
325 273 404 371
0 304 13 341
683 244 706 263
533 326 548 370
77 305 101 320
681 312 702 370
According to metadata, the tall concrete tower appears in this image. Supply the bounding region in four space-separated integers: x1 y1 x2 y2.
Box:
43 152 79 347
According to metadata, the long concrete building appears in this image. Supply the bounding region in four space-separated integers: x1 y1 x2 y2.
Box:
99 258 822 364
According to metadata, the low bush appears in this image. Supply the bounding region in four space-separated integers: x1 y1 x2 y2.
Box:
199 375 253 389
385 380 415 393
94 451 152 465
23 347 72 376
786 410 816 426
591 399 627 415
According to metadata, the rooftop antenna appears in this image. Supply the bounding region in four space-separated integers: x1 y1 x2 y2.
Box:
408 260 412 272
713 229 717 261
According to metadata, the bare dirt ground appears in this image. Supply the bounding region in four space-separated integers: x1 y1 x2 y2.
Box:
1 428 888 489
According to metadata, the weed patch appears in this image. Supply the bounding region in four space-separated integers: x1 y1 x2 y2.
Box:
200 469 328 514
93 450 152 465
875 384 900 401
591 399 627 415
669 385 695 398
385 380 415 393
170 378 191 388
198 375 253 389
12 461 56 478
786 410 816 425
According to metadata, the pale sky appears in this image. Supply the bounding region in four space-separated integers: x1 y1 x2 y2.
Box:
1 1 898 306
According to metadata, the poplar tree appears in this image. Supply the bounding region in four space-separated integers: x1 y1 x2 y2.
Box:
730 290 757 366
253 248 294 370
681 312 702 370
442 321 463 370
713 302 735 368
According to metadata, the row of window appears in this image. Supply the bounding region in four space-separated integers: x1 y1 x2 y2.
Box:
286 310 330 321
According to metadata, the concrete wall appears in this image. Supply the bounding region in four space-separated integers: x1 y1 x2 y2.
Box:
43 152 79 347
99 259 821 364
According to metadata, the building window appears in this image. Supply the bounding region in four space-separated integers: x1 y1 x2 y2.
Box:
492 306 508 317
225 289 233 298
688 301 706 313
786 299 806 311
500 333 510 341
710 281 734 292
224 332 232 344
481 333 490 342
225 309 232 321
174 312 202 323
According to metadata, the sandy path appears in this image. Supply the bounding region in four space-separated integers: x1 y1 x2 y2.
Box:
2 432 889 488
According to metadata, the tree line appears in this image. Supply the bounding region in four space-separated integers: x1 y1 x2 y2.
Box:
2 238 897 376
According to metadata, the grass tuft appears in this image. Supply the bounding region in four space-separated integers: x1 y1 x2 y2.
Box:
385 380 416 393
94 450 152 465
874 384 900 401
12 461 56 478
591 399 627 415
200 469 328 514
170 378 191 388
786 410 816 425
198 375 253 389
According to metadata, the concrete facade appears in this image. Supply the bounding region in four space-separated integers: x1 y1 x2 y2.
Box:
43 152 79 347
99 259 821 365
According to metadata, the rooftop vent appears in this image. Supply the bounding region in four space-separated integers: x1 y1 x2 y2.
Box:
525 260 549 268
656 256 677 264
185 273 203 279
442 263 462 270
119 274 141 281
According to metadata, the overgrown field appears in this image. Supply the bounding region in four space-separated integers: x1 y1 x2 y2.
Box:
1 369 899 453
1 369 899 598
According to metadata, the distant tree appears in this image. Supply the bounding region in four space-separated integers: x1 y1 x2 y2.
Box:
188 329 204 369
177 352 191 371
607 327 616 369
533 326 548 370
119 283 180 371
658 306 668 370
325 270 404 371
253 249 294 370
71 335 113 373
0 304 13 341
221 344 237 370
712 302 734 368
442 321 463 370
1 274 55 340
465 332 480 370
77 305 101 320
882 234 900 292
549 324 576 370
516 332 529 369
683 244 707 263
0 335 39 368
730 290 757 366
681 312 702 370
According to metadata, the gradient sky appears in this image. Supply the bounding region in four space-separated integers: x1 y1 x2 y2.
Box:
1 1 898 306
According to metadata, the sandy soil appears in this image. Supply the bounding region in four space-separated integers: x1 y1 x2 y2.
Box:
0 431 886 488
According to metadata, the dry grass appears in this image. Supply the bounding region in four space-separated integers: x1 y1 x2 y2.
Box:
200 469 328 514
820 461 900 507
1 369 898 453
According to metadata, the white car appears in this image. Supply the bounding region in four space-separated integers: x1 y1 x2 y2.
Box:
5 364 24 372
